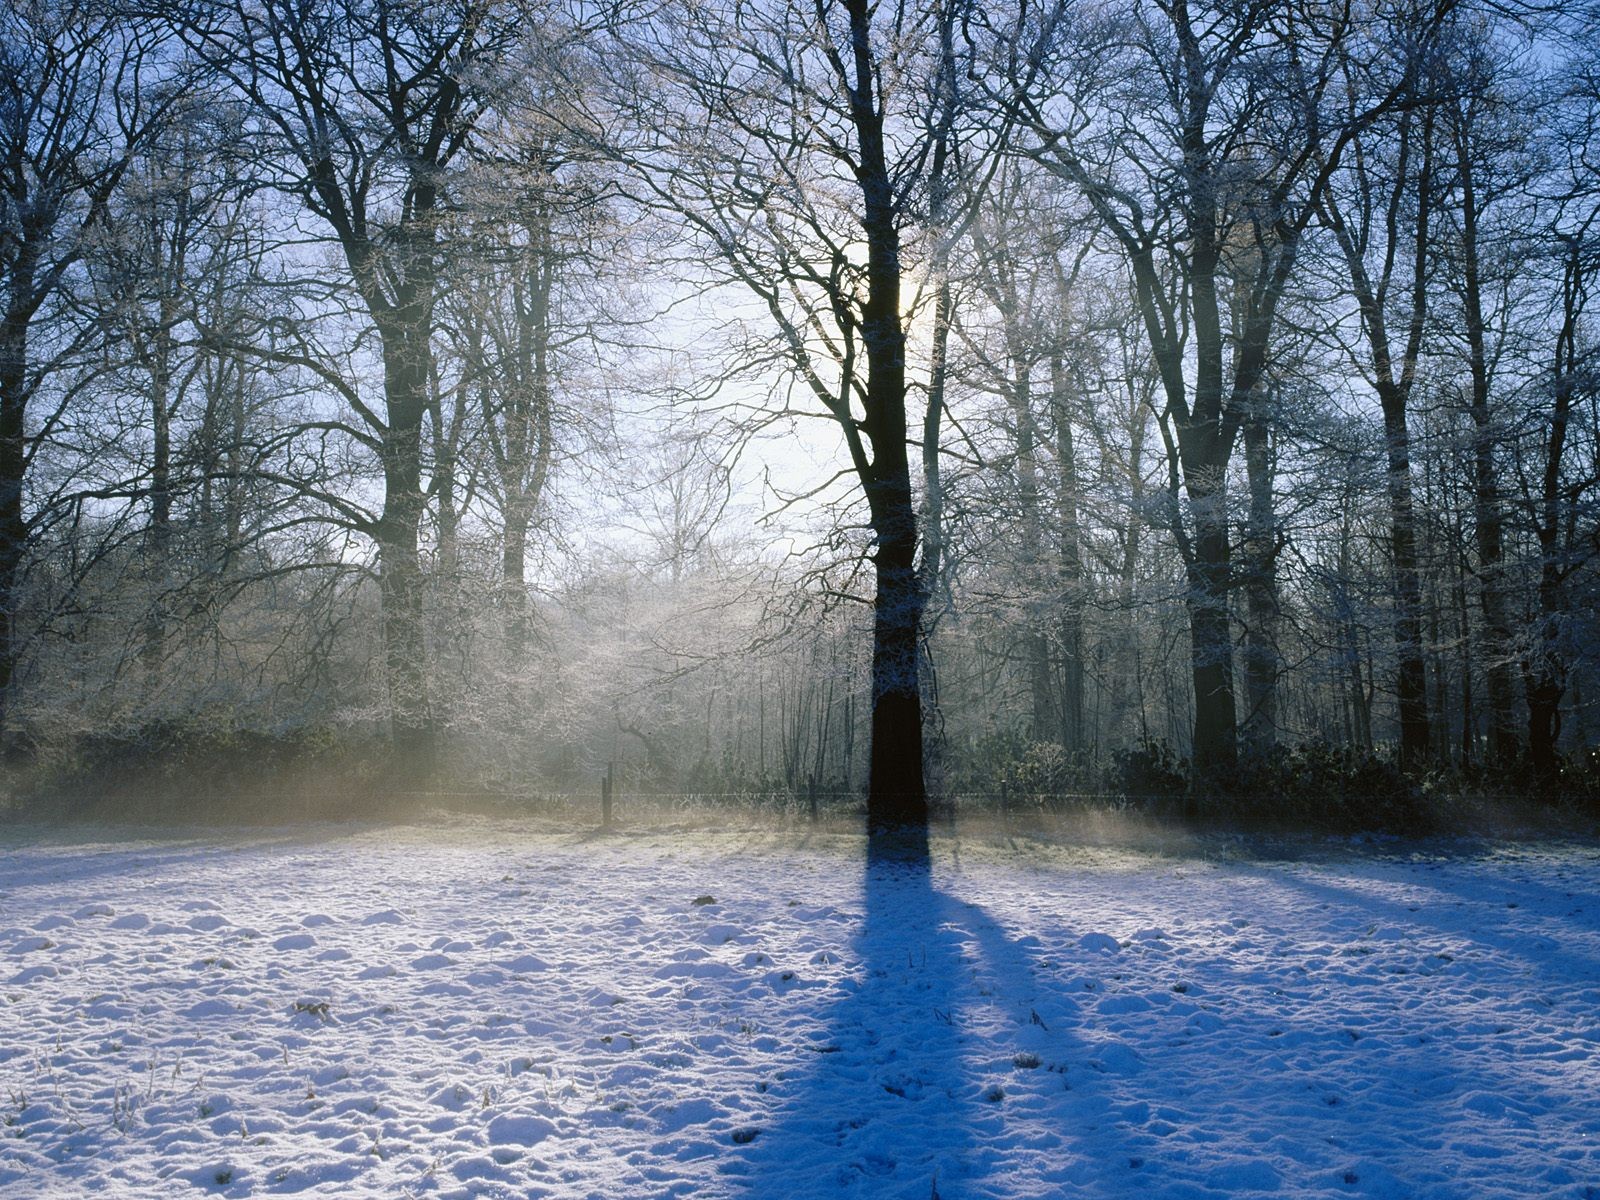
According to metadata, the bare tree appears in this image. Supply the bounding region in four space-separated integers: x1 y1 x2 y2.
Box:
1015 0 1448 776
1317 72 1440 768
1434 18 1538 765
440 113 624 658
0 4 187 744
172 0 519 765
569 0 1002 832
1520 22 1600 776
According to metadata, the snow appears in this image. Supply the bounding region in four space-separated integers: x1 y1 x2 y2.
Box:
1 822 1598 1198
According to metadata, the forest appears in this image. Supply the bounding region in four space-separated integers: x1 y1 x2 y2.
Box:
2 0 1598 831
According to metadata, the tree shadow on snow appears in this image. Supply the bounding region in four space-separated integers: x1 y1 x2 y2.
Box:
1236 858 1600 984
734 833 1087 1199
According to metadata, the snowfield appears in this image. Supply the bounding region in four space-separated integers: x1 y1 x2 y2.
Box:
1 820 1598 1199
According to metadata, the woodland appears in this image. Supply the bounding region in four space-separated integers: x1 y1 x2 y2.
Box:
2 0 1598 832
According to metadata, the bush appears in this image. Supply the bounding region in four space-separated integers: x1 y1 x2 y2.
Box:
1104 740 1443 834
5 718 394 823
1105 741 1188 806
945 730 1093 806
1175 742 1432 833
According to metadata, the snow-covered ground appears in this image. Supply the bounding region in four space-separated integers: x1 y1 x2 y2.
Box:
1 820 1598 1199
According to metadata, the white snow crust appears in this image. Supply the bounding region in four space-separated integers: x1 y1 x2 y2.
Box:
1 823 1598 1198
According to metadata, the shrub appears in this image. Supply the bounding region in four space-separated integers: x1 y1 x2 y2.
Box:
1106 741 1188 806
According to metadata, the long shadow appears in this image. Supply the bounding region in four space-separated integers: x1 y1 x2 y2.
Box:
0 842 238 893
735 831 1102 1198
733 835 981 1197
1236 858 1600 983
1410 848 1600 935
1204 860 1600 1176
0 823 387 892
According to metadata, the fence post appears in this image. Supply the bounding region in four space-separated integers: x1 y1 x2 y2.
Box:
807 775 818 825
601 762 613 831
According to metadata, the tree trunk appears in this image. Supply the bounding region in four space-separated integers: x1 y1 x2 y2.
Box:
867 522 927 829
1335 496 1373 751
432 418 459 578
1322 111 1435 770
1466 385 1519 765
1049 351 1085 755
141 316 176 676
376 333 434 773
1377 382 1432 769
0 305 28 746
1106 368 1148 749
1183 464 1238 776
1010 353 1054 742
1523 619 1563 781
848 0 926 835
501 501 532 658
862 293 927 827
1454 112 1520 765
1524 239 1585 780
862 332 927 828
1241 403 1280 753
919 275 952 609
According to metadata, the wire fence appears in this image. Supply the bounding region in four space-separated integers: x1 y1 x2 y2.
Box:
7 783 1582 837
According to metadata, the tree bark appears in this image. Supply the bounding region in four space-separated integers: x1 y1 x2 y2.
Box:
374 329 435 769
1379 381 1432 769
1049 351 1085 755
0 302 29 744
846 0 928 833
1452 121 1520 765
1186 488 1239 776
1241 400 1280 753
1523 235 1587 778
501 500 532 658
860 205 928 830
140 301 178 676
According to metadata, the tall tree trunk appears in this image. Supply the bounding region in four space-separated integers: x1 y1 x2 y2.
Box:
141 313 176 676
1335 494 1373 751
1379 382 1432 769
862 297 928 830
1186 486 1238 775
432 412 459 579
0 302 29 746
1322 109 1436 769
1140 291 1240 778
1049 351 1085 755
1454 131 1519 765
1241 401 1280 753
1524 237 1585 779
1433 512 1459 764
1105 361 1148 749
375 332 434 773
919 275 952 610
848 0 927 835
501 500 532 658
491 197 556 660
1525 570 1565 779
1010 352 1053 742
1455 564 1474 764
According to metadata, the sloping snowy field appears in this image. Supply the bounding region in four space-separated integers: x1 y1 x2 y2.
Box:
1 821 1598 1199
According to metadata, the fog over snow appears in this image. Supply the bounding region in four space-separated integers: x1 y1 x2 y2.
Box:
2 823 1598 1198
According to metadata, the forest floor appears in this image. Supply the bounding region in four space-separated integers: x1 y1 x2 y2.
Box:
1 817 1597 1199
